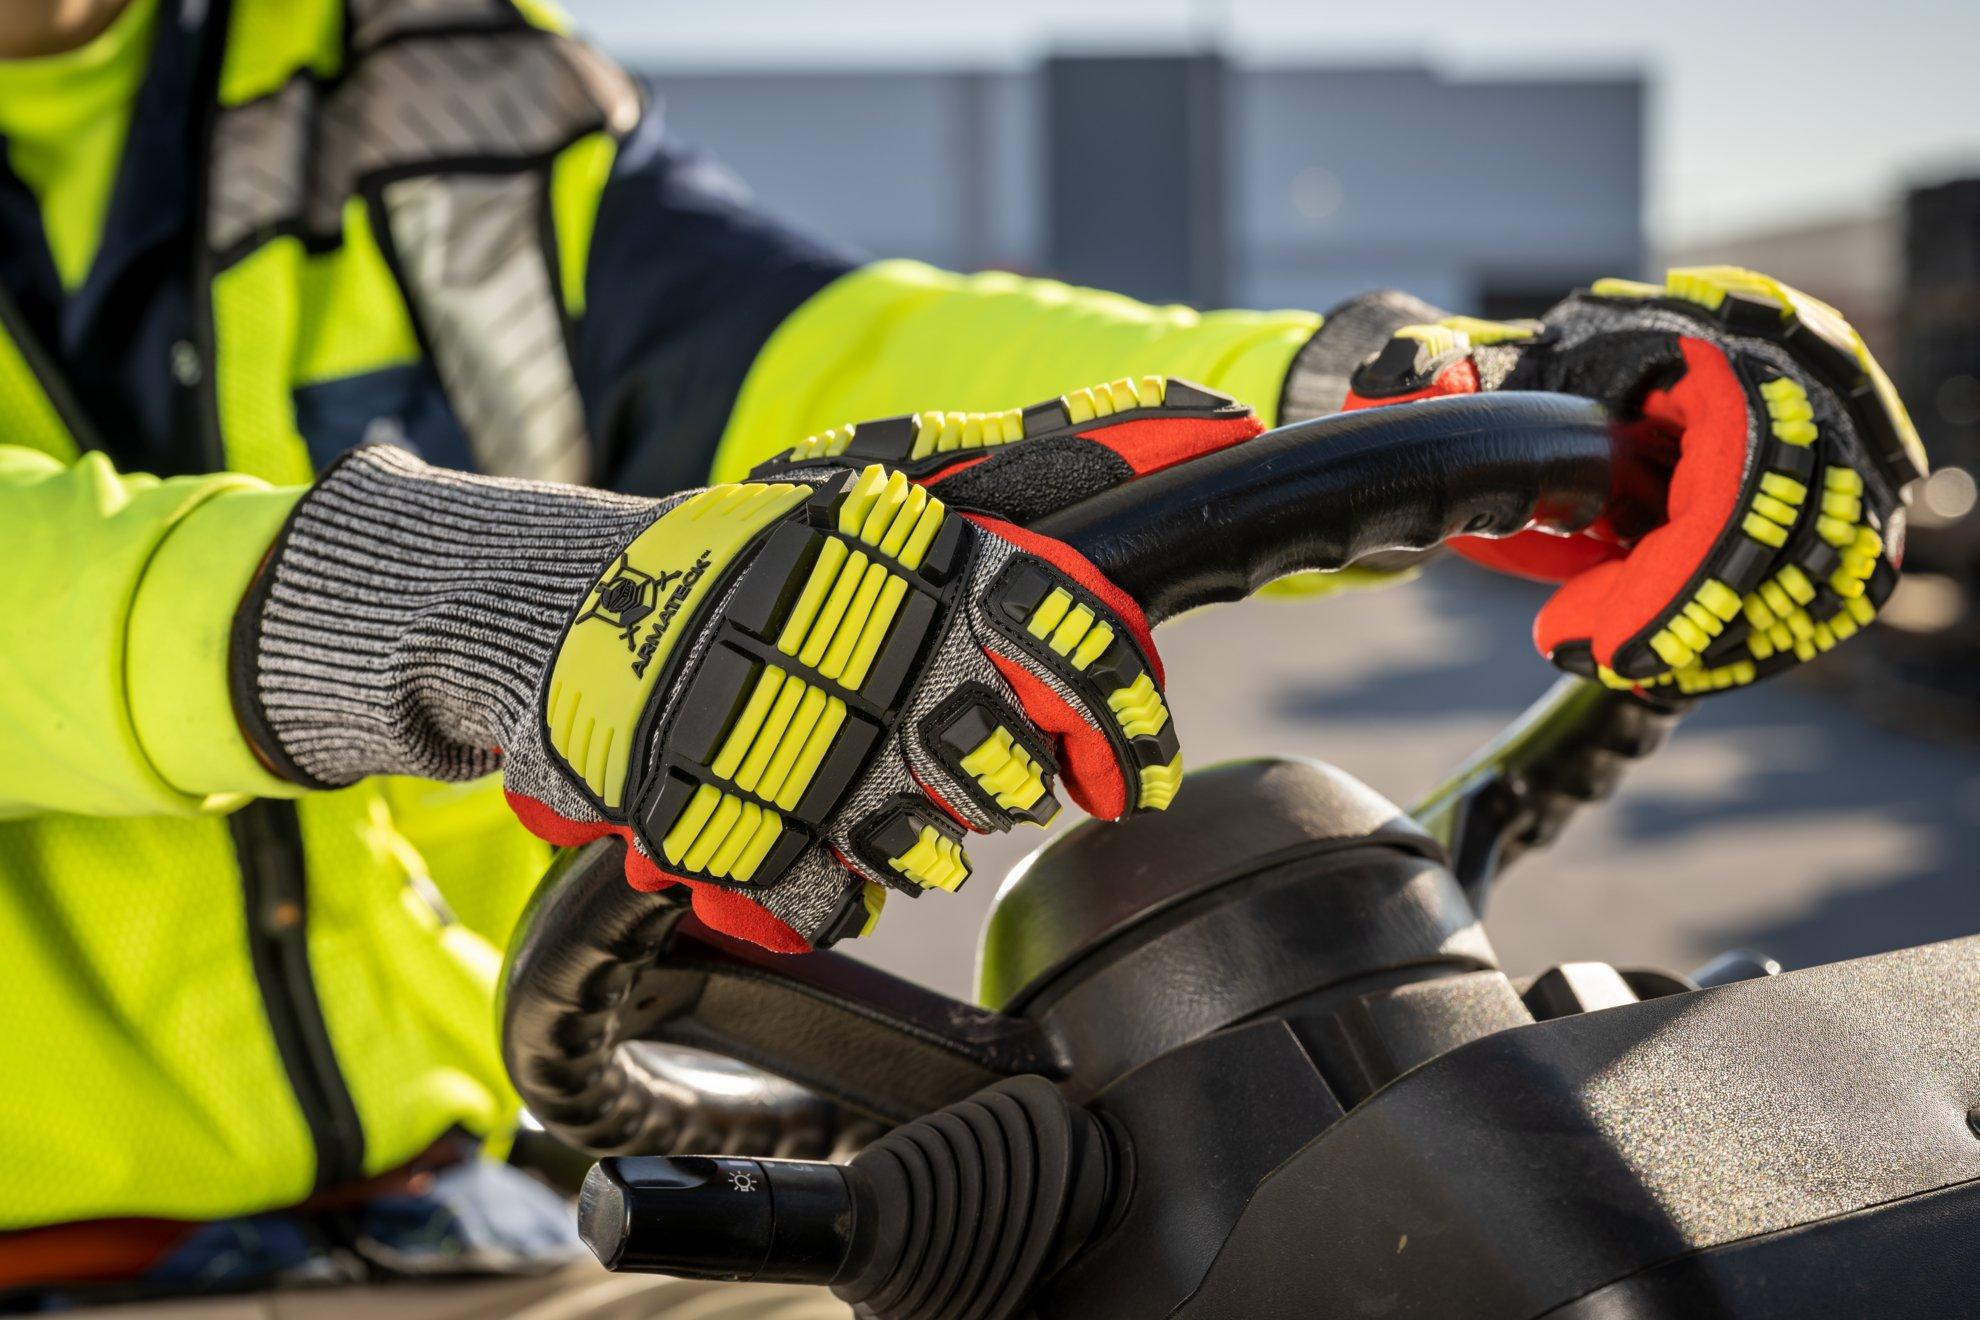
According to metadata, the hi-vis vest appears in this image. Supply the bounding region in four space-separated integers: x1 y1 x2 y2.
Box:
0 0 636 1227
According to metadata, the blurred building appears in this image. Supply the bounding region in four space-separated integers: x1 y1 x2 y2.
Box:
1892 180 1980 687
643 55 1644 313
1901 181 1980 496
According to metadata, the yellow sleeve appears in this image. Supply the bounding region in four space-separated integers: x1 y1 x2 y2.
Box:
0 445 305 818
711 259 1320 480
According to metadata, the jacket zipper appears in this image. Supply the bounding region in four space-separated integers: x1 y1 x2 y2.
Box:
227 803 368 1190
188 0 367 1193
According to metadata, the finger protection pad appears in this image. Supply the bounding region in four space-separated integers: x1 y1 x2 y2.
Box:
981 552 1181 821
1343 356 1481 410
968 515 1160 681
855 801 973 894
926 690 1062 828
985 650 1130 821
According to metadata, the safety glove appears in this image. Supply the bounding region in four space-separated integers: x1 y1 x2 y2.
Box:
234 378 1258 952
1322 267 1925 697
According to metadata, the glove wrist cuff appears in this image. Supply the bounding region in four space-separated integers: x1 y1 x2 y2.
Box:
1279 290 1454 423
236 443 663 787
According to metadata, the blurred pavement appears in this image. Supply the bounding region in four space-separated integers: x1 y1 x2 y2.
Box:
859 560 1980 999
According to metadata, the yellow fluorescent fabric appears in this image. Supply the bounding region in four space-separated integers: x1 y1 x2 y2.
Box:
511 0 576 33
293 790 518 1182
550 132 617 318
0 778 527 1225
0 0 615 1229
0 444 529 1217
128 482 306 802
217 0 341 106
0 448 306 817
293 199 422 384
0 809 317 1224
712 259 1321 480
0 440 531 1219
0 0 160 290
0 317 77 460
1258 564 1424 602
374 774 553 952
212 238 314 484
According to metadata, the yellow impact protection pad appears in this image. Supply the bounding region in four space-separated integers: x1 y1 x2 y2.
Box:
888 824 970 892
959 725 1049 812
1138 752 1184 810
546 482 810 808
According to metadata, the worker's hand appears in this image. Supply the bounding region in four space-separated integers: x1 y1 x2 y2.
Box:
1339 267 1926 696
236 381 1254 953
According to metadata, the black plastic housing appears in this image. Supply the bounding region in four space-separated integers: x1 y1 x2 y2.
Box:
1160 929 1980 1319
537 757 1980 1319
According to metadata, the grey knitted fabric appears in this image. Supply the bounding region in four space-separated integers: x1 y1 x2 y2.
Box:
244 443 671 787
1279 290 1452 422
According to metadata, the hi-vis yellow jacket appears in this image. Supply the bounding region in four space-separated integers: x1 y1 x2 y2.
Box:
0 0 1320 1228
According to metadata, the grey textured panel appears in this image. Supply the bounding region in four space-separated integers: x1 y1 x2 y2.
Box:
314 33 634 235
382 171 590 482
348 0 511 49
207 26 637 251
208 76 315 253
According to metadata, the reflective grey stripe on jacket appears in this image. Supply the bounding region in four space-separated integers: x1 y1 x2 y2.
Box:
208 13 637 481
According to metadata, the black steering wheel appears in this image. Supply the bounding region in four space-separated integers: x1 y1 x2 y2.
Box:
497 391 1644 1158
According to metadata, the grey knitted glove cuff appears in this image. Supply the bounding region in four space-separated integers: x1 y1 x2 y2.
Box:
1278 290 1453 423
235 444 667 788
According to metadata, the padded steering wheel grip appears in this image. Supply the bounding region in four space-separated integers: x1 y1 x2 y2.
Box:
1033 392 1618 625
500 838 1068 1157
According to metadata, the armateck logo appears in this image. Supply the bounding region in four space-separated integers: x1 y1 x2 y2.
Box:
578 556 683 649
577 550 715 677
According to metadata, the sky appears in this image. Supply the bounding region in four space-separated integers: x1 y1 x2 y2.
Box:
567 0 1980 247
